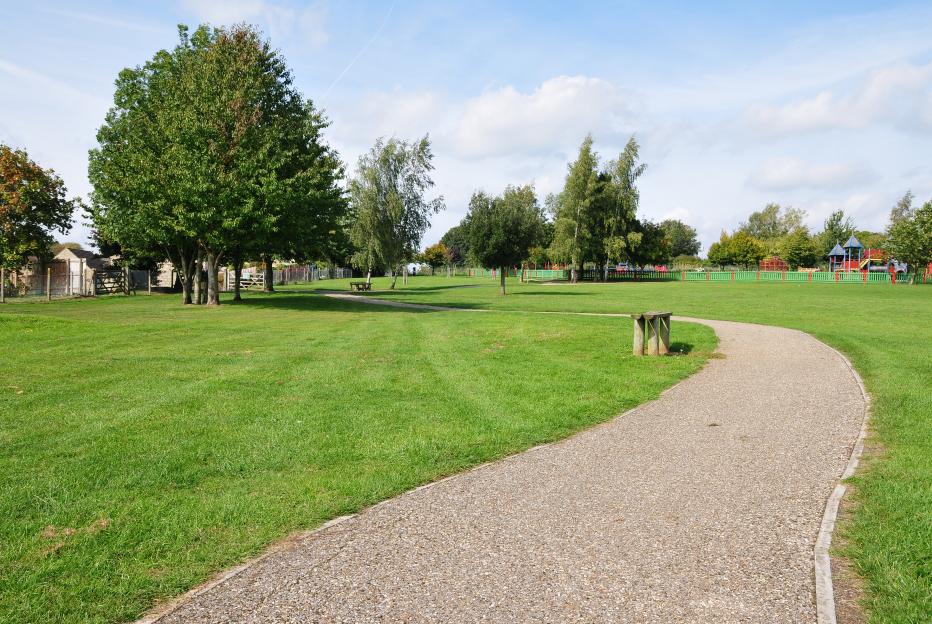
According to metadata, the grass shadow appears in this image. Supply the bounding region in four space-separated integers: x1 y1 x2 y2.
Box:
232 293 444 314
668 341 694 354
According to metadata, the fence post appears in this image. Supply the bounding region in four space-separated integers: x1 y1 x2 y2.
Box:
148 270 152 294
731 270 735 281
46 267 52 301
1 267 5 303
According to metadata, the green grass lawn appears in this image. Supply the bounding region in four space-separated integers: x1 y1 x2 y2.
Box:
0 291 715 624
332 274 932 623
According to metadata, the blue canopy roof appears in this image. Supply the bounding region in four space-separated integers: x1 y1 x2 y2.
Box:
844 235 863 249
828 243 846 257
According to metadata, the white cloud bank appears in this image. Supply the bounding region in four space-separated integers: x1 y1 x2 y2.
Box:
747 157 877 191
450 76 633 158
744 61 932 137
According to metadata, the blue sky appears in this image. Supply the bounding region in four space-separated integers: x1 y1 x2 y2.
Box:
2 1 932 253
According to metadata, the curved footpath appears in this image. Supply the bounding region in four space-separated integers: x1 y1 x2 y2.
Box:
145 296 867 624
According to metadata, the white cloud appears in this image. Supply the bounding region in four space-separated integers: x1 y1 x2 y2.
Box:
744 61 932 137
747 157 877 191
180 0 329 46
450 76 633 158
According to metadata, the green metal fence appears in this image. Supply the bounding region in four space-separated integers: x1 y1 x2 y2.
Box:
464 268 928 285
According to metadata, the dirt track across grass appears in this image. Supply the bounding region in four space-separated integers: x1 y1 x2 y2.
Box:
148 303 865 623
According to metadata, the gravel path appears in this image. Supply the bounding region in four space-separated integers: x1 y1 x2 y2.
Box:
147 303 865 624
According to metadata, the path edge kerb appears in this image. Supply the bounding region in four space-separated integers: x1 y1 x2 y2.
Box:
811 343 871 624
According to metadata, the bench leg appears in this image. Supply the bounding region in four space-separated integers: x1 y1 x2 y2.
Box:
647 318 660 356
659 317 670 355
633 318 645 356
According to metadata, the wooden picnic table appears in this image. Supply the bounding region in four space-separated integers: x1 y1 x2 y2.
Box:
630 311 672 356
349 281 372 292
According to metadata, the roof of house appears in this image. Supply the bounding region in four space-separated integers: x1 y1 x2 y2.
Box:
54 247 109 268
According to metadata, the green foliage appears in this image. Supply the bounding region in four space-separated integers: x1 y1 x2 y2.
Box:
550 135 647 274
465 185 544 293
550 135 599 272
817 210 856 255
89 24 345 304
0 145 77 269
439 223 470 265
740 203 806 243
780 227 819 270
420 242 447 269
660 219 700 258
707 230 766 268
886 197 932 283
349 136 444 287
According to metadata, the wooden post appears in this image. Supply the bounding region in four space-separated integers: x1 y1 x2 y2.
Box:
632 316 645 356
79 260 85 296
647 317 660 356
148 270 152 294
1 266 5 303
46 267 52 301
125 266 130 295
659 315 671 355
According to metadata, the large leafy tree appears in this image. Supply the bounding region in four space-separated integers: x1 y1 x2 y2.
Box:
349 136 444 289
464 185 544 294
660 219 700 258
597 137 646 278
1 145 78 270
90 24 345 305
780 227 819 270
550 135 599 282
707 230 765 269
439 223 470 266
886 193 932 284
419 242 447 272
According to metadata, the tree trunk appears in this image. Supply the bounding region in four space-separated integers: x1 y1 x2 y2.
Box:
389 269 398 290
365 269 372 285
205 252 221 306
403 266 408 285
192 249 202 305
233 261 243 301
263 255 274 292
180 259 193 305
499 267 506 294
603 263 609 282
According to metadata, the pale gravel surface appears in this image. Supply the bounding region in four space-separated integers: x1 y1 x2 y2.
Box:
150 300 865 624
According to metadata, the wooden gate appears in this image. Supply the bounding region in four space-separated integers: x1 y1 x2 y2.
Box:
94 268 128 295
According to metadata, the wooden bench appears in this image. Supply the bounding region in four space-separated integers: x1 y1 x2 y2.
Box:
631 311 672 356
349 281 372 292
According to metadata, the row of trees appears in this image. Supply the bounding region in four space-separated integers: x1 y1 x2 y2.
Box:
705 195 932 278
434 136 702 286
89 24 346 305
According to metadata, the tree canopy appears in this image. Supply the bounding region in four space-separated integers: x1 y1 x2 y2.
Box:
550 135 652 278
886 193 932 283
349 135 444 288
89 24 345 305
1 145 78 270
660 219 700 258
465 185 545 294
